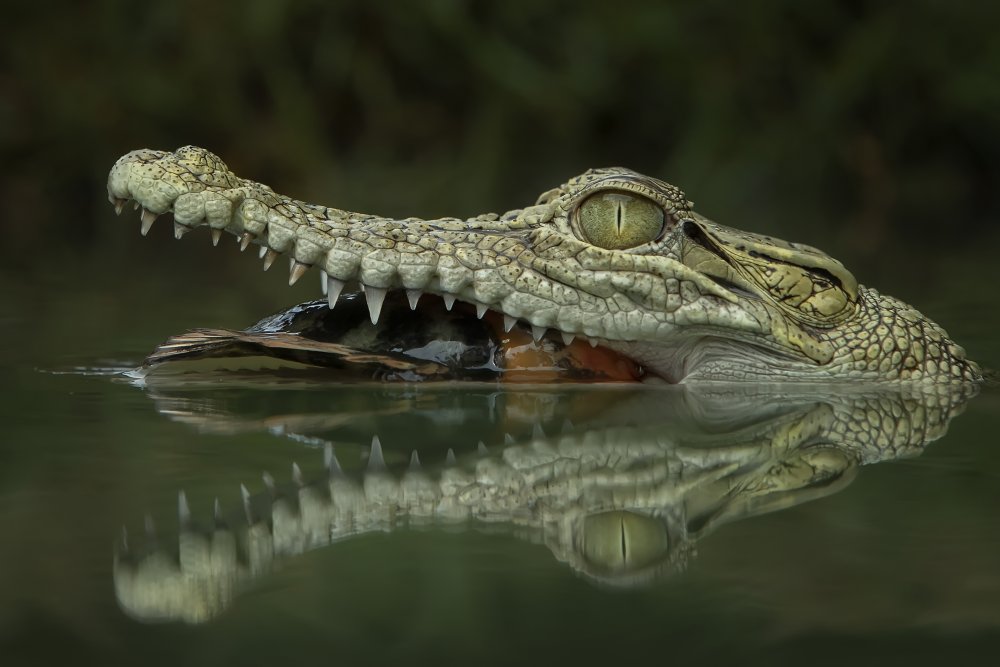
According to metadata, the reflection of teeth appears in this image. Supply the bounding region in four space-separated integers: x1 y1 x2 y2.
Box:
292 462 303 486
324 443 343 476
240 484 252 522
213 498 223 523
445 448 456 465
409 450 421 471
262 472 275 494
178 490 191 528
368 435 387 471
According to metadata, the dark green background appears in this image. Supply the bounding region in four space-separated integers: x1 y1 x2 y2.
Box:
5 1 1000 275
3 2 1000 665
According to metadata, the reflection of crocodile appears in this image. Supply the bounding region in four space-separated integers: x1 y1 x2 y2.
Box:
113 384 975 623
108 147 980 383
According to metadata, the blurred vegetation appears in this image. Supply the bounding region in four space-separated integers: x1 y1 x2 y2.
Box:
4 0 1000 277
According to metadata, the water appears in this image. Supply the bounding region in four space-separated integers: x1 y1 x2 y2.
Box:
4 237 1000 666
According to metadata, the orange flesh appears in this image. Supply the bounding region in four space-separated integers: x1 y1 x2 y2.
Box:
484 313 644 383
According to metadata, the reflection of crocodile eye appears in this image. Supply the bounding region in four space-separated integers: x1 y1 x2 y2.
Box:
580 511 670 572
578 191 665 249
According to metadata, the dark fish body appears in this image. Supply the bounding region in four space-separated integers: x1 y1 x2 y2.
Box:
142 291 643 382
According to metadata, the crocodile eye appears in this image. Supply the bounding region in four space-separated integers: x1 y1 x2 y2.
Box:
577 191 665 249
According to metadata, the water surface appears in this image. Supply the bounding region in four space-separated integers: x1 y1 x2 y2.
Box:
3 244 1000 666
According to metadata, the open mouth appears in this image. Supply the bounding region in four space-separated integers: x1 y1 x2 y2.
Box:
140 289 650 383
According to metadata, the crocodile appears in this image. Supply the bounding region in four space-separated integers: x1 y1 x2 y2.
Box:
107 146 981 383
112 383 974 622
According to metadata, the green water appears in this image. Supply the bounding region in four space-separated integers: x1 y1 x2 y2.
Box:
3 236 1000 665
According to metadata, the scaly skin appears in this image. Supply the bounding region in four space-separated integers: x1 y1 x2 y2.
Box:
107 146 981 383
113 385 973 622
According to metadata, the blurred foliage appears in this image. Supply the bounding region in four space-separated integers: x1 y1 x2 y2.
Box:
3 0 1000 281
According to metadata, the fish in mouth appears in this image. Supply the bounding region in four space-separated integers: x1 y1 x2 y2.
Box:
108 146 981 384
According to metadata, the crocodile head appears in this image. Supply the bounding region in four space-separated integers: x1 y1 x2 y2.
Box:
107 146 980 384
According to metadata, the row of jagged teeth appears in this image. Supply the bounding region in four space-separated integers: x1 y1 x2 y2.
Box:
114 197 598 348
127 421 570 548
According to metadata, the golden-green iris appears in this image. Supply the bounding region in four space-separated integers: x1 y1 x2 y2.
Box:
580 511 670 572
577 191 665 249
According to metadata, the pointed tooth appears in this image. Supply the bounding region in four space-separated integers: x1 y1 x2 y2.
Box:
288 260 309 286
211 229 222 246
139 209 157 236
368 435 386 471
111 196 126 215
476 303 488 319
258 245 268 259
364 285 387 324
173 222 189 240
292 462 303 486
239 232 255 252
263 249 279 271
531 325 546 342
588 338 598 348
533 423 546 439
406 289 421 310
262 472 275 494
503 315 516 332
327 277 345 308
560 331 575 346
240 484 252 522
477 441 488 455
320 270 329 295
409 450 421 471
445 448 456 465
442 294 456 311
